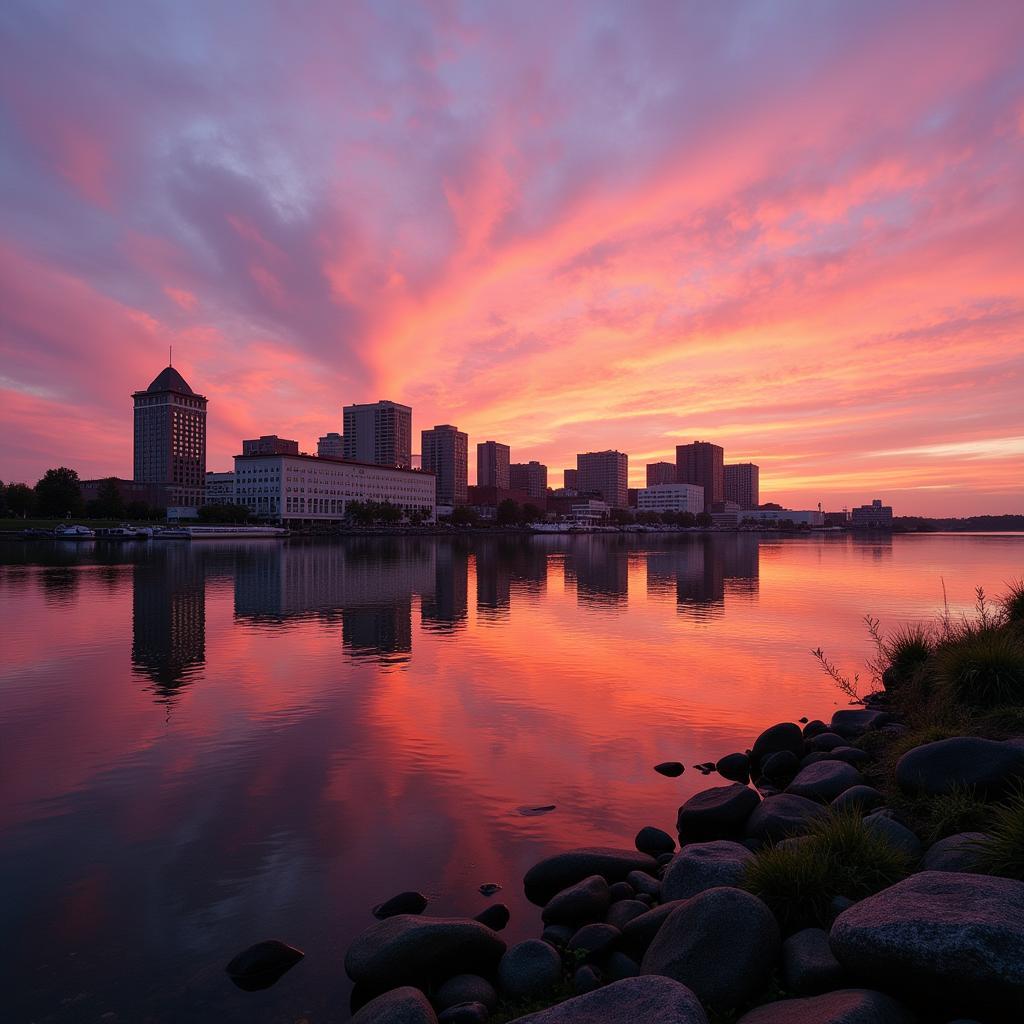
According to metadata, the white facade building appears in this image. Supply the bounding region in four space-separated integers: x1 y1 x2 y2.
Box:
742 508 824 527
636 483 704 514
571 500 610 524
234 453 435 523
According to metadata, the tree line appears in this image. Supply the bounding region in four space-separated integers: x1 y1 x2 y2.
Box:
0 467 162 521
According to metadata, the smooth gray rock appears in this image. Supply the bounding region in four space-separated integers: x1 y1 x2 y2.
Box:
745 793 828 844
541 924 573 948
541 874 610 926
635 825 675 857
761 750 800 780
434 975 498 1013
831 709 890 738
921 832 986 873
515 977 708 1024
605 951 640 981
437 1003 487 1024
524 848 658 905
618 900 686 959
782 928 847 995
345 916 506 989
626 870 661 897
661 840 754 901
787 761 864 802
497 939 562 1001
736 988 912 1023
642 887 780 1011
566 922 620 959
832 785 886 814
830 871 1024 1015
676 783 760 842
895 737 1024 797
717 752 751 784
751 722 805 770
811 732 847 752
862 812 922 860
352 987 438 1024
609 880 635 901
824 746 872 767
606 899 649 930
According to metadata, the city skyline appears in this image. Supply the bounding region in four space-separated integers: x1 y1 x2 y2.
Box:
2 3 1023 515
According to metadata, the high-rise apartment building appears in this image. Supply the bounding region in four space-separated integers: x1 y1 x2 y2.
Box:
676 441 724 510
242 435 299 456
342 401 412 468
133 364 207 508
646 461 676 486
564 468 579 490
724 462 759 509
317 432 344 459
477 441 510 489
577 450 629 509
422 424 468 507
510 461 548 500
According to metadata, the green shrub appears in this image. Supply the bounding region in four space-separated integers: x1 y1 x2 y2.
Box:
975 704 1024 739
971 784 1024 881
880 622 932 687
743 809 912 932
894 785 991 844
1002 579 1024 625
935 625 1024 707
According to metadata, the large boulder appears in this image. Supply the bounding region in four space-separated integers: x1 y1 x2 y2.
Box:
895 737 1024 797
744 793 828 844
736 988 912 1023
830 709 890 738
676 784 760 843
497 938 562 1001
642 887 780 1011
717 752 751 784
782 927 847 995
922 832 986 873
606 898 651 930
541 874 610 925
830 871 1024 1015
831 785 885 815
661 840 754 901
635 826 675 857
786 761 864 802
524 848 658 905
751 722 805 771
862 812 922 860
514 976 708 1024
433 975 498 1013
352 987 438 1024
618 900 686 959
566 922 620 960
345 916 506 990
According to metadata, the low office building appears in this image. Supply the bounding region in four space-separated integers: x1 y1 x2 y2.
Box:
636 483 704 515
317 432 344 459
709 500 742 528
466 484 535 519
571 500 610 525
851 499 893 529
233 453 435 523
742 508 825 527
242 435 299 455
80 477 170 510
204 471 236 504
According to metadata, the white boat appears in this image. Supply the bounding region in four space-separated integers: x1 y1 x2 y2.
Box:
95 526 143 539
53 524 95 539
156 525 288 540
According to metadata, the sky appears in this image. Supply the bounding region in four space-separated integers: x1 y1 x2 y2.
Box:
1 0 1022 516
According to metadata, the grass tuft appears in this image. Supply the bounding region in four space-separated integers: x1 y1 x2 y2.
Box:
934 625 1024 708
880 622 932 685
1002 579 1024 625
892 784 991 845
971 783 1024 881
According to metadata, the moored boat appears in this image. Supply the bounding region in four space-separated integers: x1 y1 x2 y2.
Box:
53 524 95 539
155 525 288 539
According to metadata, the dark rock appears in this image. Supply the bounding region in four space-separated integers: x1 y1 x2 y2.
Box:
810 732 847 752
515 977 708 1024
438 1003 488 1024
642 887 781 1010
824 746 872 767
497 939 562 1001
761 750 800 780
799 716 809 723
782 928 847 995
787 761 864 802
895 737 1024 797
634 891 654 905
862 812 922 859
676 783 760 842
605 951 640 981
609 881 634 901
225 939 304 990
625 870 661 897
831 709 891 738
541 924 573 948
803 720 828 739
831 785 886 815
517 804 556 816
474 904 510 931
606 899 649 930
736 988 912 1023
541 874 610 926
657 851 674 866
694 762 716 775
345 916 506 990
655 761 685 777
717 752 751 784
661 840 754 901
744 793 828 844
830 871 1024 1015
434 975 498 1013
800 751 834 769
635 826 675 857
478 883 501 897
352 987 438 1024
566 922 620 960
830 896 855 918
524 848 658 905
573 964 602 995
618 900 686 959
751 722 805 771
921 832 986 873
374 891 429 919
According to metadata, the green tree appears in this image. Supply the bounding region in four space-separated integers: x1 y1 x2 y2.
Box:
451 505 479 527
610 507 635 526
521 503 542 524
0 480 6 517
680 511 696 527
125 500 153 520
34 467 83 517
496 498 520 525
695 511 712 528
6 482 36 517
378 501 402 524
92 477 125 518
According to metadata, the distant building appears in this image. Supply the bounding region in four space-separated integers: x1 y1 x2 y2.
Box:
627 488 638 508
133 364 207 509
343 400 412 468
510 461 548 501
709 500 742 528
577 450 629 509
477 441 510 489
467 484 535 519
564 468 579 490
824 510 850 527
676 441 723 510
242 434 299 456
80 477 169 510
317 432 344 459
646 461 676 486
234 453 434 522
724 462 759 509
743 508 825 527
204 471 235 505
636 483 704 515
571 499 610 525
851 499 893 529
422 424 468 506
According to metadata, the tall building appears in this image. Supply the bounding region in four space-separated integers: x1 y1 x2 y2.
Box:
577 450 629 508
563 468 579 490
317 432 344 458
342 400 412 468
724 462 759 509
477 441 510 489
510 461 548 500
646 461 676 486
676 441 724 510
133 364 207 508
242 435 299 456
422 424 468 506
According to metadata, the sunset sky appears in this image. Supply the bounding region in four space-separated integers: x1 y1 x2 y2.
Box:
1 0 1023 515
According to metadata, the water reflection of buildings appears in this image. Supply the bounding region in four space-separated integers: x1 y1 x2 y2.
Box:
473 539 549 617
563 537 630 605
421 542 469 632
646 535 760 614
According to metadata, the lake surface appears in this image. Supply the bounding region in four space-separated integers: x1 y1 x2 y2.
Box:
1 532 1021 1022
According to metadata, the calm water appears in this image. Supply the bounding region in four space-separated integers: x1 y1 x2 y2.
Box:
1 532 1022 1022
